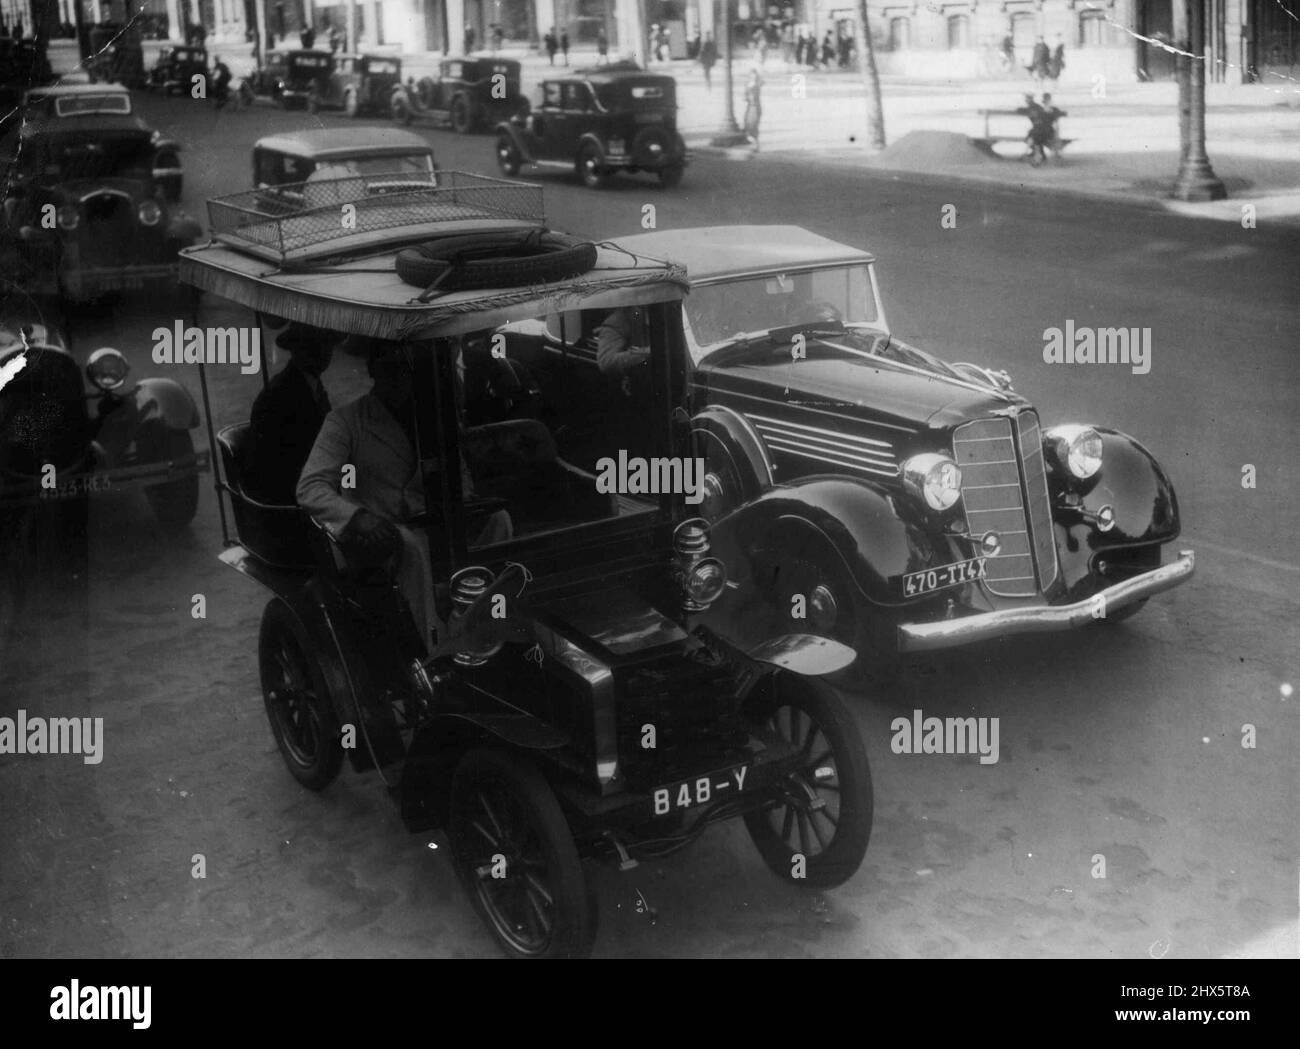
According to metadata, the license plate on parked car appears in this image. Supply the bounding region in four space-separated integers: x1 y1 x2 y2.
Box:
903 556 987 596
38 472 112 500
651 764 749 816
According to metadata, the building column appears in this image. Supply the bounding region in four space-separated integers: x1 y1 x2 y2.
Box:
535 0 555 40
613 0 644 62
446 0 463 51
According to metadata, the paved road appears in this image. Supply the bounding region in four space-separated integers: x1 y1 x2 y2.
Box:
1 93 1296 959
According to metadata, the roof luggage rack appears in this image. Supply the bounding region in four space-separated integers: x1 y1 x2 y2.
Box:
205 170 546 265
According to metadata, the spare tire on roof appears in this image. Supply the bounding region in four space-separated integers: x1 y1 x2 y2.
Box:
395 228 598 293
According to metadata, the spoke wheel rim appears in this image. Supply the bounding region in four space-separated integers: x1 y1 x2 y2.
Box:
456 778 556 956
268 636 323 768
763 704 842 859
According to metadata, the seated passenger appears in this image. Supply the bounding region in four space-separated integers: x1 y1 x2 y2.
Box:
242 323 338 504
593 306 650 392
296 339 512 655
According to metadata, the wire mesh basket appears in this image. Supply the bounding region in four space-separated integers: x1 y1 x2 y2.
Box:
206 170 546 262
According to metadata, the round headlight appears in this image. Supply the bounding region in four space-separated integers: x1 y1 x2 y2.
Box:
86 347 130 391
1046 425 1103 480
685 557 726 608
138 199 162 226
57 204 80 230
902 453 962 512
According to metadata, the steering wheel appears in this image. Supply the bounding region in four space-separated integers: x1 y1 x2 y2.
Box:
788 299 843 326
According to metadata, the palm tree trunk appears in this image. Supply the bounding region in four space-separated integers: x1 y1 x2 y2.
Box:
853 0 886 150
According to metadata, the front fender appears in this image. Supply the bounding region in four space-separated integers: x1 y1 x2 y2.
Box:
131 376 200 431
748 633 856 676
495 119 533 161
713 476 952 609
1053 428 1181 592
691 403 773 518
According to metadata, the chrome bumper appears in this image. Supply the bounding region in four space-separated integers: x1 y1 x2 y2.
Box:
897 549 1195 653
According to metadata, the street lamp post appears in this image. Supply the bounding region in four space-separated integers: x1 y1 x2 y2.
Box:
722 0 736 131
1172 0 1226 201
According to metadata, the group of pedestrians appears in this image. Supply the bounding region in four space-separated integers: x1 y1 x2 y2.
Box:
542 26 570 65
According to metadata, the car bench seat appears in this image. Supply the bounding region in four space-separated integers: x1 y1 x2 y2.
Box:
216 422 320 569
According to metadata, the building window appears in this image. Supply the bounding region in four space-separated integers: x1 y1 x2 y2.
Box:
1079 10 1107 47
889 16 911 51
947 14 972 50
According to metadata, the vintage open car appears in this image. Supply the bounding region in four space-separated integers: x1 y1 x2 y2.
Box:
86 21 146 88
301 52 403 115
238 48 334 109
0 289 208 528
181 175 873 958
391 57 528 134
495 65 687 189
603 225 1195 671
0 85 200 302
146 45 208 95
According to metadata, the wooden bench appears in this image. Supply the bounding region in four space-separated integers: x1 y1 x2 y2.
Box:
973 107 1073 155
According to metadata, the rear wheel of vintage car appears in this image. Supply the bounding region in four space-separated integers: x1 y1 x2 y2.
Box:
743 673 873 889
450 94 474 134
143 428 199 530
448 748 594 959
658 164 684 189
576 144 607 190
496 134 522 177
258 599 345 792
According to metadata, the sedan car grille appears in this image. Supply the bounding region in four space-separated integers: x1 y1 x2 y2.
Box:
953 412 1059 597
746 412 897 479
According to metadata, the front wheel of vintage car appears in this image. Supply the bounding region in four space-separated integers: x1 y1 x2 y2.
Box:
576 144 607 190
143 428 200 530
744 673 873 889
258 599 345 792
448 748 594 959
496 134 522 177
450 94 474 134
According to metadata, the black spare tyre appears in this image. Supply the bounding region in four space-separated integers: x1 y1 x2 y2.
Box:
395 228 598 292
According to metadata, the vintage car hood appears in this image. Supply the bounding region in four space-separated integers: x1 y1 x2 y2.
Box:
697 352 1021 431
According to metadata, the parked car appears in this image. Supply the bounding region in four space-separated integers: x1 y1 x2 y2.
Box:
0 305 208 530
495 65 687 188
391 56 528 134
576 225 1195 668
0 85 201 301
249 128 438 213
302 52 403 115
146 45 208 95
181 178 872 958
86 21 146 88
238 48 334 109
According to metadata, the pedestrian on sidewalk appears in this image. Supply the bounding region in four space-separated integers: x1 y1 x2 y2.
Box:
545 28 558 65
700 33 717 90
1049 34 1065 83
1000 33 1014 74
561 29 570 66
299 25 315 49
743 67 763 150
1029 36 1050 82
597 29 608 64
464 25 475 54
820 31 834 69
492 24 503 53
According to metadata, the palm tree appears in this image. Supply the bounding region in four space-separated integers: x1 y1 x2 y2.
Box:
852 0 886 150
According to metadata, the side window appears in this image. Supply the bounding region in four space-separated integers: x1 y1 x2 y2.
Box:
542 82 562 109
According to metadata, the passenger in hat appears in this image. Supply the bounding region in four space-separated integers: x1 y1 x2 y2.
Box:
296 337 511 655
243 323 338 504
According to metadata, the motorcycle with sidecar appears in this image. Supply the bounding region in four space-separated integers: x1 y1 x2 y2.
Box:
181 172 874 958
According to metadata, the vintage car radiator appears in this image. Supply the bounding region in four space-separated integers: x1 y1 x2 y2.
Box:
952 411 1059 598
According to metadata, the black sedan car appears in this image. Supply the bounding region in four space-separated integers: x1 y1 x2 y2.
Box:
0 85 201 301
495 65 687 189
578 225 1194 670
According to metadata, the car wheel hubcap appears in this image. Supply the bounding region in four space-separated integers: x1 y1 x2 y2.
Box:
765 705 841 859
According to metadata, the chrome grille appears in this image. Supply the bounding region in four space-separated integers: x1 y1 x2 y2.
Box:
953 412 1056 597
746 412 897 479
